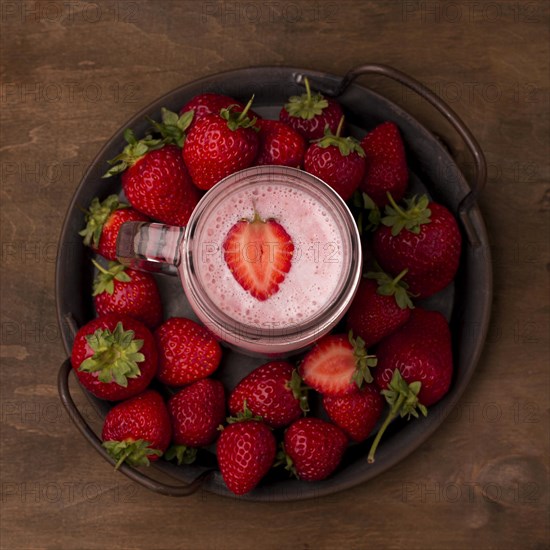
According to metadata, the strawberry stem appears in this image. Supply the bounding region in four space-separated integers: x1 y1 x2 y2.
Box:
367 394 404 463
335 116 345 138
367 370 427 463
312 120 364 157
284 77 328 120
220 96 257 131
91 258 110 276
366 266 414 310
237 95 255 122
304 77 312 101
250 209 264 224
392 268 409 286
386 192 408 218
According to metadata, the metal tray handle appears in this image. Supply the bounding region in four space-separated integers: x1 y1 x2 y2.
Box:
57 359 213 497
298 63 488 247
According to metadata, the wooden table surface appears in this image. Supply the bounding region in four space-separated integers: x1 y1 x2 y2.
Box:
1 1 548 548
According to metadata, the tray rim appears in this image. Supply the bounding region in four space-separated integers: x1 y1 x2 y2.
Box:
55 64 493 501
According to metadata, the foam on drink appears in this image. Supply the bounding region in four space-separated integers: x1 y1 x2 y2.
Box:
194 182 347 329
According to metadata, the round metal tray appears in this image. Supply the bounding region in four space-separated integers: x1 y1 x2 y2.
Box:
56 64 492 501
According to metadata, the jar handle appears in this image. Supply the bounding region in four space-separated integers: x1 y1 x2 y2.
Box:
116 221 184 275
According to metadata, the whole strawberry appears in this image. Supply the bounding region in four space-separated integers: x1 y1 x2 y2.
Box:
217 419 276 495
367 309 453 464
304 117 366 200
154 317 222 387
279 77 343 140
323 384 384 442
229 362 308 429
179 92 259 129
367 309 453 462
374 308 453 408
183 97 259 190
103 129 200 226
92 260 163 329
345 268 414 348
101 390 171 468
71 314 158 401
168 379 226 451
255 119 306 168
359 122 409 207
298 333 377 396
223 210 294 301
373 194 462 298
279 417 347 481
79 195 149 261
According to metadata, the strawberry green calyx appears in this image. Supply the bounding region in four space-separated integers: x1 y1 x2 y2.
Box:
92 259 131 296
352 191 381 234
102 128 165 178
349 331 378 388
367 369 427 463
165 445 197 466
366 268 414 310
79 195 129 248
274 443 298 478
382 193 432 236
226 400 264 424
284 77 328 120
102 439 162 469
79 322 145 386
312 117 365 157
244 208 265 224
147 107 194 148
286 369 310 414
220 95 258 131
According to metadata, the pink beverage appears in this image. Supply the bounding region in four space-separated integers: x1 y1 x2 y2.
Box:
118 166 362 356
195 182 347 329
182 167 362 356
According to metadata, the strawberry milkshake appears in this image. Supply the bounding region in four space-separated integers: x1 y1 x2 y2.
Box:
181 166 362 355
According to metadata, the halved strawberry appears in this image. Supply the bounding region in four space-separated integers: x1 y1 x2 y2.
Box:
223 211 294 301
298 333 377 396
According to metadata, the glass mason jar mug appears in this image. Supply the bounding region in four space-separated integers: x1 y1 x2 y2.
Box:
116 166 362 356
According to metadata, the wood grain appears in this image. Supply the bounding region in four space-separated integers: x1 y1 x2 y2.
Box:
1 1 548 548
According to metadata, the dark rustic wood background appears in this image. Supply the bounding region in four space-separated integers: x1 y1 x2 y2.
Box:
1 1 548 548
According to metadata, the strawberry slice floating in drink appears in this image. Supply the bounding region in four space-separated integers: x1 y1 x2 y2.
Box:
223 211 294 301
